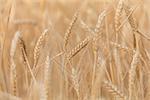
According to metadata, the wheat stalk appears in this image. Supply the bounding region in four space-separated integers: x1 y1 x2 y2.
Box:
33 29 49 68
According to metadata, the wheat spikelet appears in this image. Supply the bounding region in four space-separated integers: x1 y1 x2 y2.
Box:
63 11 79 51
40 55 51 100
103 80 127 100
10 31 21 96
33 29 49 68
66 36 91 60
128 50 140 100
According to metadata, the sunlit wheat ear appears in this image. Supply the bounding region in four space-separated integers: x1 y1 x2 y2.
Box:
19 37 36 82
128 50 140 100
66 36 91 61
10 31 21 96
71 68 80 98
115 0 124 33
33 29 49 68
63 11 79 51
92 10 106 51
40 55 51 100
94 10 106 35
103 80 127 100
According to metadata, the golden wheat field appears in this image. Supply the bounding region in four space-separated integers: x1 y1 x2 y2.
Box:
1 0 150 100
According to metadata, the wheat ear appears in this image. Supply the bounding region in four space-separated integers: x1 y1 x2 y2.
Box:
40 55 51 100
115 0 124 42
66 36 91 61
128 50 140 100
103 80 127 100
63 11 79 51
71 68 80 99
94 10 106 35
33 29 49 68
10 31 21 96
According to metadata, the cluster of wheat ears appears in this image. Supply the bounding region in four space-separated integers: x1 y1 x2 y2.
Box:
0 0 150 100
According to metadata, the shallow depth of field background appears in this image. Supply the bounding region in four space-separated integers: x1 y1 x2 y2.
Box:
1 0 150 100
